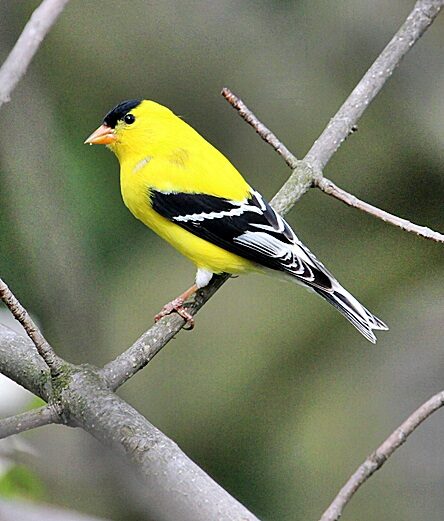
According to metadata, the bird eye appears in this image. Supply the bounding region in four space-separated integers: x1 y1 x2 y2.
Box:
124 114 135 124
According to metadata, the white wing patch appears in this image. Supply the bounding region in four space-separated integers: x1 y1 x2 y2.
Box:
173 198 262 223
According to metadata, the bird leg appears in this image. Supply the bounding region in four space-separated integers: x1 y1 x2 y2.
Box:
154 284 198 329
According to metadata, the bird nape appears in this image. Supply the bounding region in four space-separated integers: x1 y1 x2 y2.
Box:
85 99 388 343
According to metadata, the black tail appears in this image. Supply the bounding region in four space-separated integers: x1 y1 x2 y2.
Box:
315 287 388 344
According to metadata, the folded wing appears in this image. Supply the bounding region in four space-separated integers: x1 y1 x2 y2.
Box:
150 188 334 291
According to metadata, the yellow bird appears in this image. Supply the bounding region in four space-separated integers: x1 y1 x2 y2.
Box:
85 99 388 342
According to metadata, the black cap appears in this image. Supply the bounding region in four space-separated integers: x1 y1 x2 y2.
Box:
103 99 141 128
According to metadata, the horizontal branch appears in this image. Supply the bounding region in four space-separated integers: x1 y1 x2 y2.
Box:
0 278 63 374
319 389 444 521
0 0 71 109
0 405 60 440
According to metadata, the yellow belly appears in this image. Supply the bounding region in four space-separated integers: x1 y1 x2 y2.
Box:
120 173 256 275
144 209 256 274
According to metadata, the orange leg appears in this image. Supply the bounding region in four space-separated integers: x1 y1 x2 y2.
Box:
154 284 198 329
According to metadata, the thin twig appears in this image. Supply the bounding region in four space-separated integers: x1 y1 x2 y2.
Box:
0 278 63 374
103 0 444 389
222 88 444 243
319 390 444 521
317 178 444 243
0 0 71 108
221 88 299 170
0 405 60 440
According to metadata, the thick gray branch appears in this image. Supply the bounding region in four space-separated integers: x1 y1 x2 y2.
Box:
0 324 51 400
0 325 260 521
0 405 60 440
0 0 70 108
64 365 259 521
319 390 444 521
0 278 64 374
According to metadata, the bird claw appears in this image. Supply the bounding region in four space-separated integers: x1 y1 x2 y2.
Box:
154 298 195 330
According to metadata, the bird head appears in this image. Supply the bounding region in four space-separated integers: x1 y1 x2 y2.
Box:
85 99 176 161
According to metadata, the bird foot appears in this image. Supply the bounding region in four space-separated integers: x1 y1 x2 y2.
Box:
154 298 195 330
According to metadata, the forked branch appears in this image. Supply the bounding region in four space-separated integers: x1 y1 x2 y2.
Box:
222 87 444 243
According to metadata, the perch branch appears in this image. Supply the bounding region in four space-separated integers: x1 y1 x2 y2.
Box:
0 0 70 108
221 88 444 243
102 0 443 390
319 390 444 521
0 405 60 440
0 278 63 374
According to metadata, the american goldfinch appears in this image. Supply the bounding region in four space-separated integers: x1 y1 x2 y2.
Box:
85 99 388 342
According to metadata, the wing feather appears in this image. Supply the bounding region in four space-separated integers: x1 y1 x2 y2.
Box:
150 188 333 292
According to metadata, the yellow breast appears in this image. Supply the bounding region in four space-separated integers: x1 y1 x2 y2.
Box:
119 157 256 275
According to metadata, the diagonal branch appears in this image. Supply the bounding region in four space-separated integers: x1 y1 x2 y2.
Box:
0 0 71 109
0 405 60 440
102 0 444 390
0 278 63 375
305 0 444 171
317 177 444 242
319 390 444 521
221 88 444 243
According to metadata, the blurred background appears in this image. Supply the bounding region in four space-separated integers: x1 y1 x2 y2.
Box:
0 1 443 520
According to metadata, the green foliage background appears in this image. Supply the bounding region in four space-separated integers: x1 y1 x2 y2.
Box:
0 1 443 520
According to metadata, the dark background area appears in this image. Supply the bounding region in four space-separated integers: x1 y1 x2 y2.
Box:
0 1 443 520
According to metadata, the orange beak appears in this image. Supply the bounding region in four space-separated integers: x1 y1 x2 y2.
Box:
84 124 116 145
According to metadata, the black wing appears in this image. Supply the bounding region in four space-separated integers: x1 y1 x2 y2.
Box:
150 189 334 291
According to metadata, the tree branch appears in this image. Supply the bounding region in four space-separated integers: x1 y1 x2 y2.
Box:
101 274 228 389
305 0 444 171
319 390 444 521
0 324 52 400
0 405 60 440
0 0 70 109
317 177 444 243
0 326 261 521
221 88 444 243
0 278 63 375
102 0 443 390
